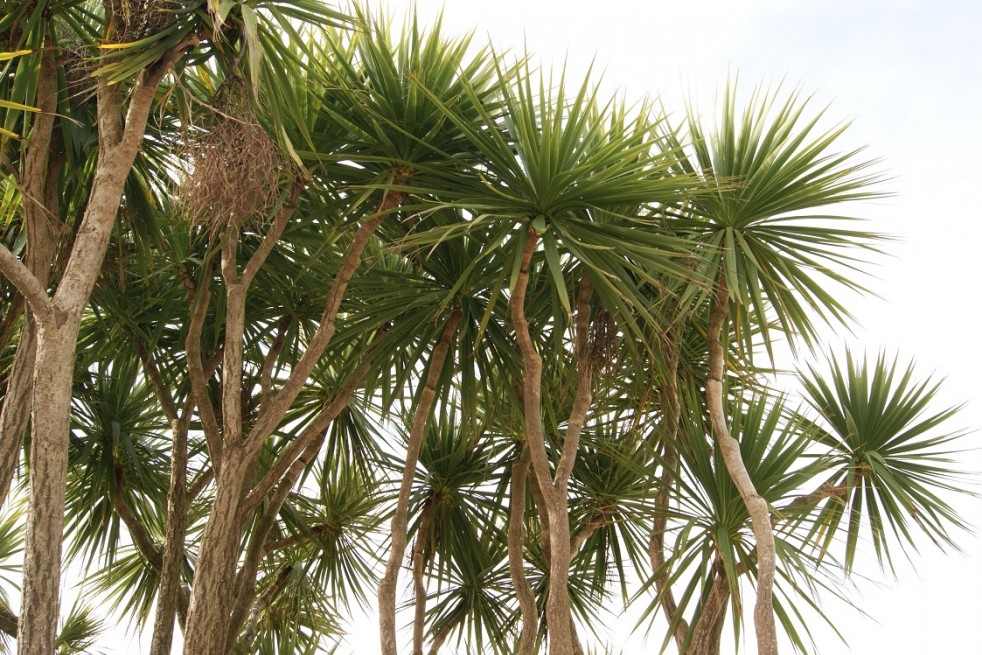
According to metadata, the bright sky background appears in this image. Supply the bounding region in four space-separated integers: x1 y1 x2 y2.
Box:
364 1 982 653
78 1 982 653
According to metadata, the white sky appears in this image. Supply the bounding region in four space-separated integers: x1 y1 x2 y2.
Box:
77 1 982 653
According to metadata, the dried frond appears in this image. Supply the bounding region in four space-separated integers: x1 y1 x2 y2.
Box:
103 0 181 44
589 305 620 377
177 78 288 232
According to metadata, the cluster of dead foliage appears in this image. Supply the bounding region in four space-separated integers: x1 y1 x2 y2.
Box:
103 0 181 43
178 77 288 233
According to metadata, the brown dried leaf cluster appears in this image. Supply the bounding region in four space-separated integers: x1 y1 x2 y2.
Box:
589 305 620 376
104 0 179 43
178 82 286 232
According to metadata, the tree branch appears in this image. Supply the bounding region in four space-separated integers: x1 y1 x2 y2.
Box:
555 274 593 485
507 444 537 655
243 350 375 513
185 262 223 472
110 467 163 571
0 245 54 324
243 174 407 453
379 307 460 655
705 273 777 655
240 180 304 288
258 317 291 413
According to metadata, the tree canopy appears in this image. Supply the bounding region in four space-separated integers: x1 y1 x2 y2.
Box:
0 3 974 655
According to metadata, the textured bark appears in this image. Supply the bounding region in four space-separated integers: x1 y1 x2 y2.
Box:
379 308 460 655
509 234 594 655
14 39 197 653
684 573 731 655
507 444 538 655
185 185 398 655
0 41 62 508
182 450 253 655
411 501 432 655
148 357 192 655
148 425 190 655
18 324 74 655
705 275 778 655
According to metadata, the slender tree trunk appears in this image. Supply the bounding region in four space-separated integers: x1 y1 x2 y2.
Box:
182 449 254 655
18 323 74 655
507 444 538 655
149 415 190 655
379 309 460 655
411 500 432 655
0 41 62 507
509 233 594 655
705 275 777 655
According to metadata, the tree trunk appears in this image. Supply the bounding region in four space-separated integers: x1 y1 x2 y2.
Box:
507 444 537 655
17 323 75 655
149 416 190 655
684 573 730 655
705 275 777 655
12 51 194 650
0 40 62 508
379 309 460 655
182 450 254 655
509 234 594 655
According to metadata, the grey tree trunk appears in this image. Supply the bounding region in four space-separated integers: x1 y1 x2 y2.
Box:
705 275 778 655
5 43 199 651
0 42 63 508
18 323 75 655
379 310 460 655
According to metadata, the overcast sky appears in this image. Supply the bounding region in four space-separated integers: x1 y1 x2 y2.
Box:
364 1 982 653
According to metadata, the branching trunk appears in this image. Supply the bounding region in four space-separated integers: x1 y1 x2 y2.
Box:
705 275 777 655
0 40 62 508
185 183 400 655
509 233 593 655
9 38 198 654
225 357 373 649
379 308 460 655
507 444 538 655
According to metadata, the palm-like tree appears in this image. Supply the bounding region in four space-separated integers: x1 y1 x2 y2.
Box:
658 84 885 655
0 6 975 655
